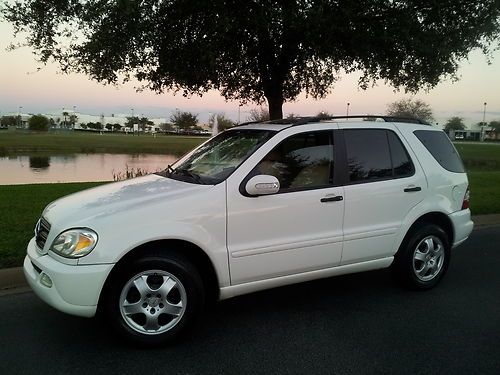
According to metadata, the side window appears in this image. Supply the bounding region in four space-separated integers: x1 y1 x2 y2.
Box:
255 131 334 192
414 130 465 173
387 131 415 177
344 129 415 184
345 129 392 183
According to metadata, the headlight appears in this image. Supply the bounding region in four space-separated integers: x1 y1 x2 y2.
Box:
49 229 98 258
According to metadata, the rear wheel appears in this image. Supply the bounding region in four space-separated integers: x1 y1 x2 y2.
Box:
104 254 204 346
393 224 451 290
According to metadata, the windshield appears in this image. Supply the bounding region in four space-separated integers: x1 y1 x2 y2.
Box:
165 129 276 184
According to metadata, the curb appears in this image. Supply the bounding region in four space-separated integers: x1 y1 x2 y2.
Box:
1 214 500 296
0 267 28 296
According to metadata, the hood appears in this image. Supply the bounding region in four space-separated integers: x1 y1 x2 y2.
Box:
42 174 210 226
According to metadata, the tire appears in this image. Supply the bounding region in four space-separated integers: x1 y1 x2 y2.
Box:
393 224 451 290
103 253 205 346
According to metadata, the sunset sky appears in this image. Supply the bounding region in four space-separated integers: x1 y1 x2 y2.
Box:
1 19 499 126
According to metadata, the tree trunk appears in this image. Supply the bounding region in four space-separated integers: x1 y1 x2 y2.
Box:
266 94 284 120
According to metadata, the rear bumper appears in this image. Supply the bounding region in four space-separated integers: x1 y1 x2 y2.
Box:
449 209 474 248
24 237 114 317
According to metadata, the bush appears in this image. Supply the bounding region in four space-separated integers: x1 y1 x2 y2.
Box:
28 115 50 131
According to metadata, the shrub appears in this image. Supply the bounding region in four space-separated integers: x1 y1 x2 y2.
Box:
28 115 50 131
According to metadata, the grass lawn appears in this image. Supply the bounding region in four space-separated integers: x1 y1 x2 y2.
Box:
467 171 500 215
0 129 207 156
0 182 105 268
454 142 500 171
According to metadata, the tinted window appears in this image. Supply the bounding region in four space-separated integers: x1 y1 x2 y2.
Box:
344 129 392 183
255 131 334 192
414 130 465 173
388 131 415 177
344 129 415 183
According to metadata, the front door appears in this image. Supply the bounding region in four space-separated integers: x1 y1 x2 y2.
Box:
226 129 345 285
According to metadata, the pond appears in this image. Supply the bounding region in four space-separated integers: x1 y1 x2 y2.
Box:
0 153 178 185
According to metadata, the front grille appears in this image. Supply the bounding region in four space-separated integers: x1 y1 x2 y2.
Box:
35 217 51 250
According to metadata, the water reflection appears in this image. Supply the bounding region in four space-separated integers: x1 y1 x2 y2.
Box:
29 156 50 170
0 153 177 185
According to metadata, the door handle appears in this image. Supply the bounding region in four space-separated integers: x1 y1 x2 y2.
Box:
321 196 343 203
404 186 422 192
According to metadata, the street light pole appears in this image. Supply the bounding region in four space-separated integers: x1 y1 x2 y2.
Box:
18 106 23 127
346 102 350 117
481 102 487 141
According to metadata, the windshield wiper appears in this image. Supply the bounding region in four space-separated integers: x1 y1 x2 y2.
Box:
174 168 203 184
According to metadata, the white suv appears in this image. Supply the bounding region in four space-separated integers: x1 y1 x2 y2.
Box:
24 116 473 345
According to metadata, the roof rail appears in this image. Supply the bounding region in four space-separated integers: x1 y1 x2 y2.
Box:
236 115 431 127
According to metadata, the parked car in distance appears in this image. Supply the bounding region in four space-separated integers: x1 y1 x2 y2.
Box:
24 115 473 346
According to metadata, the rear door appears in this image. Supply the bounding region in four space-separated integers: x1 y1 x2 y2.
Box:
338 124 427 264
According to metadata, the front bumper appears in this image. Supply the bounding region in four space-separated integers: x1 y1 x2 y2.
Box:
449 209 474 248
24 237 114 318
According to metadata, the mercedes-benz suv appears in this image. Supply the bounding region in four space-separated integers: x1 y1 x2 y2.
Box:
24 116 473 345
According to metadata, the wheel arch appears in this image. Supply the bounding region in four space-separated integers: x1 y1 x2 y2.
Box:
397 211 454 255
98 239 220 310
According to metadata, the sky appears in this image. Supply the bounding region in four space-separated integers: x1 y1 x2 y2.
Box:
1 17 499 126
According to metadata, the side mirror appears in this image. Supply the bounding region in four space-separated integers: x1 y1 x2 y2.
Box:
245 175 280 196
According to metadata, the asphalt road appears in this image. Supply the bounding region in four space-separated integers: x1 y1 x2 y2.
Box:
1 227 499 375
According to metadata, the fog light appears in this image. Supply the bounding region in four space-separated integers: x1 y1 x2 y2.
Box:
40 273 53 288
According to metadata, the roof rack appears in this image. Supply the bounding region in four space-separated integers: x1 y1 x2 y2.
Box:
236 115 431 127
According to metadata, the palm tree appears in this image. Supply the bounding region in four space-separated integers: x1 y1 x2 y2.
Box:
62 111 69 129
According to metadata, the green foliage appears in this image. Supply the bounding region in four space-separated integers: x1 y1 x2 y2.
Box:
5 1 500 120
160 123 175 132
489 120 500 133
386 99 434 122
125 116 139 128
86 122 103 130
61 111 70 128
28 114 49 131
170 110 198 130
69 114 78 128
125 116 153 130
209 113 236 131
316 111 334 119
248 108 270 122
444 117 466 131
139 116 154 131
1 115 19 127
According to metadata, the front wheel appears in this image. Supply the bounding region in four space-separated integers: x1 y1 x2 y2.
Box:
103 254 204 346
393 224 451 290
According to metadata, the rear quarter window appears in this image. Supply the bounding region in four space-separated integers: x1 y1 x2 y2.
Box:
413 130 465 173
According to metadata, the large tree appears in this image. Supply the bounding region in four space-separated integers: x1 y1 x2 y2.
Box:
4 1 500 120
386 98 434 122
28 114 50 131
444 116 466 131
170 110 198 130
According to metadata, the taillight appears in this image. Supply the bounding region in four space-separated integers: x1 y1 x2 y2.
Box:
461 188 470 210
